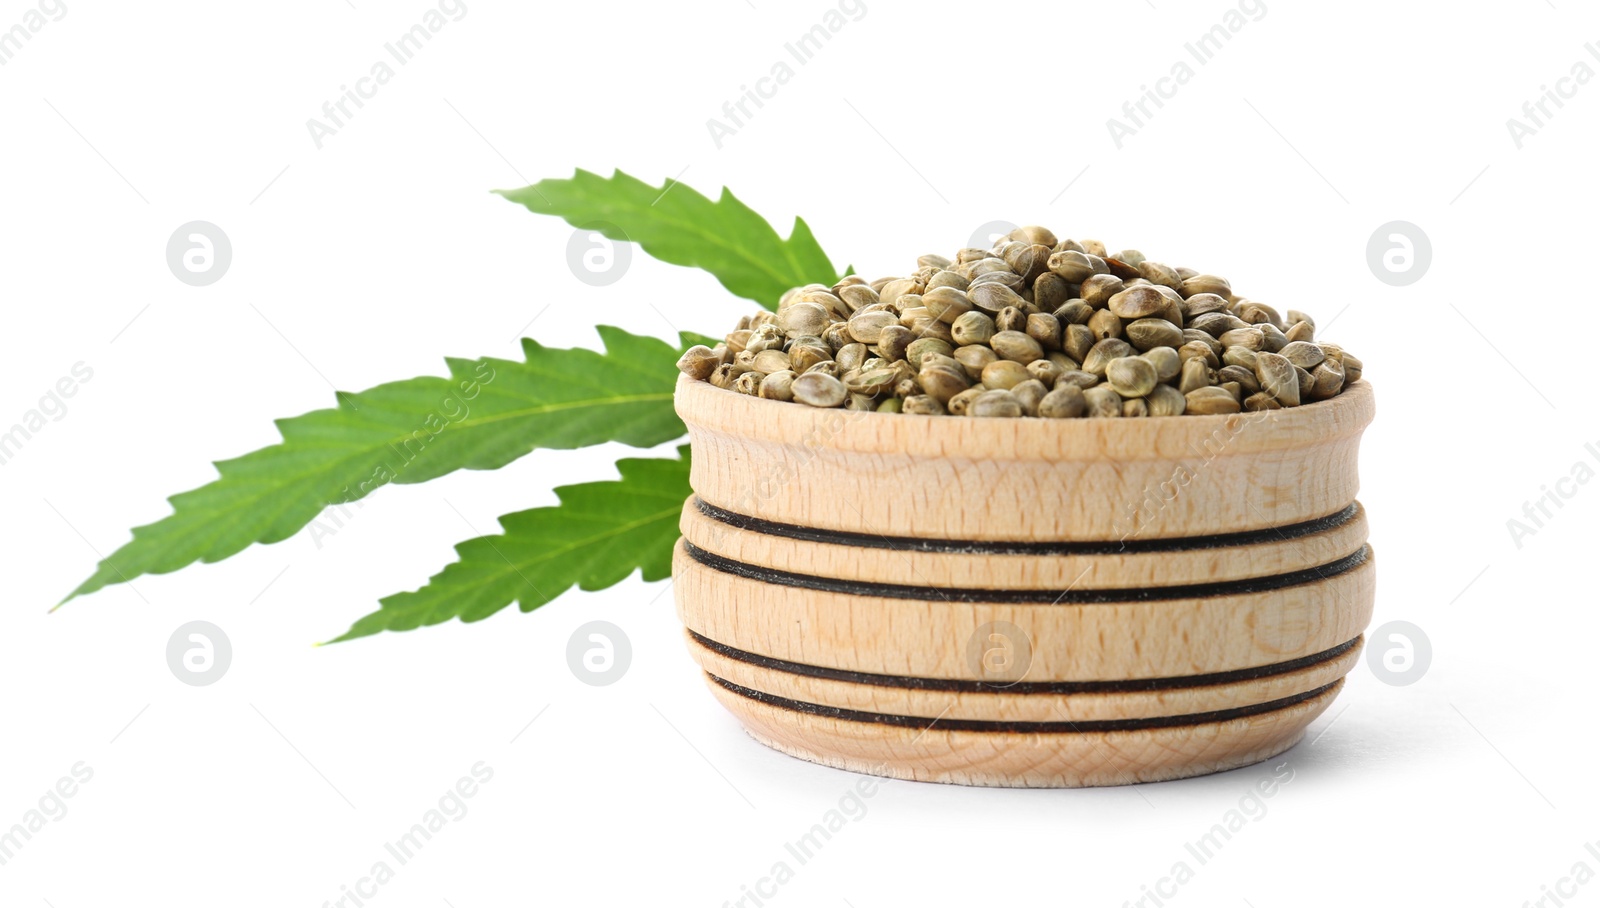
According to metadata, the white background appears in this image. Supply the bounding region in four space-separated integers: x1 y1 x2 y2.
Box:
2 1 1597 905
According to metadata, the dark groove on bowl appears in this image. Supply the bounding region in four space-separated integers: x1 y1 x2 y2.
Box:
708 675 1341 733
694 498 1360 556
683 542 1370 603
688 631 1362 694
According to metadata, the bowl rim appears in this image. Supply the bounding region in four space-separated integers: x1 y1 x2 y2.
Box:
675 375 1374 461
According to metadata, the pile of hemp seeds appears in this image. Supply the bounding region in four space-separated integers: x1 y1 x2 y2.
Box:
676 226 1362 418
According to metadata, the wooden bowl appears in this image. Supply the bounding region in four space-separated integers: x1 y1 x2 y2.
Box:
672 376 1375 787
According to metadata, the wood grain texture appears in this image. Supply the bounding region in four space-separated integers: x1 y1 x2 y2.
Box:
674 539 1375 681
688 629 1363 722
672 376 1375 787
682 497 1369 589
707 674 1341 788
677 376 1374 542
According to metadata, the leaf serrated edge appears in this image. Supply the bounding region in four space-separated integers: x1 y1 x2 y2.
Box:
323 447 691 643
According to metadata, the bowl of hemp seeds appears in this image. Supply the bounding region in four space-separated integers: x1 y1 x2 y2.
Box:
670 226 1375 787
